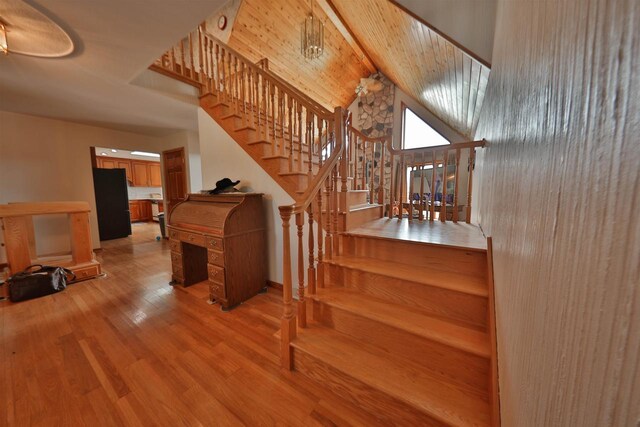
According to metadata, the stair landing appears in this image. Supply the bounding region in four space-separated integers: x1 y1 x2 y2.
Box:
346 218 487 251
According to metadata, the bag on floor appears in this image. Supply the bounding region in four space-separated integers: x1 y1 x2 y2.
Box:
8 265 75 302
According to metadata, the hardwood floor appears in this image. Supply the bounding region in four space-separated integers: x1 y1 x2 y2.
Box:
0 223 384 426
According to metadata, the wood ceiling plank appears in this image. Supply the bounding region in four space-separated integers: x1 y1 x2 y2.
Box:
330 0 491 138
227 0 369 109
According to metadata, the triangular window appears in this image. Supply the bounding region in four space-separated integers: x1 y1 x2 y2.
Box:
402 106 450 149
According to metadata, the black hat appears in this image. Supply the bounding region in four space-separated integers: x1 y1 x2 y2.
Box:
211 178 240 194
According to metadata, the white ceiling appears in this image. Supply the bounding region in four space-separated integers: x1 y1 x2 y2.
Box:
0 0 227 136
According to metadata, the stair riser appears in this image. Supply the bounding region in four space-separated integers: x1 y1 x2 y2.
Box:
312 300 490 393
348 191 369 206
293 349 449 427
345 206 384 230
342 235 487 277
324 263 488 329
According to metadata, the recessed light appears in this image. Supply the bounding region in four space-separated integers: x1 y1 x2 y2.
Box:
100 152 108 156
111 149 117 153
131 151 160 158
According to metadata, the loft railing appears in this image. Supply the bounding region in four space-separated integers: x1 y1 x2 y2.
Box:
347 125 485 223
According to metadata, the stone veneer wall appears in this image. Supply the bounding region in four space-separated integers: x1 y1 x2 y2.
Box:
358 73 395 137
356 73 395 206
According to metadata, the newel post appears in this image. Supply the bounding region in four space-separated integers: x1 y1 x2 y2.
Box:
279 206 296 370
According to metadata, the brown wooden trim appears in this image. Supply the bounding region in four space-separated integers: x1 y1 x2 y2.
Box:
319 0 378 73
386 0 491 68
486 237 501 426
148 64 202 88
267 280 283 291
90 147 98 168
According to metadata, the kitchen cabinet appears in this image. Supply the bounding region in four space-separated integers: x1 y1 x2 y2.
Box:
132 161 150 186
96 156 161 188
98 158 116 169
129 201 141 222
117 160 133 182
129 200 153 222
149 163 162 187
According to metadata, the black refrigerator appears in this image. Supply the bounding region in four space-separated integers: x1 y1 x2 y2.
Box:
93 168 132 240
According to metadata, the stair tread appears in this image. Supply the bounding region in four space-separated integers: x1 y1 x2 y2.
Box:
312 288 491 358
292 325 490 427
349 203 383 212
326 254 488 297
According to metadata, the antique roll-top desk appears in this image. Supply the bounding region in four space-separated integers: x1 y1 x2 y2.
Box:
167 193 266 310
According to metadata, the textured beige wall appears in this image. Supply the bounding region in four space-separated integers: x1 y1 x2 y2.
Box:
474 0 640 425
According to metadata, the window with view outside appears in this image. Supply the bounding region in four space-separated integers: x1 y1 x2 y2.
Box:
402 107 450 149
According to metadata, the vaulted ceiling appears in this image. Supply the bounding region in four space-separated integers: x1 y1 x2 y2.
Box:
226 0 372 110
330 0 491 138
223 0 491 138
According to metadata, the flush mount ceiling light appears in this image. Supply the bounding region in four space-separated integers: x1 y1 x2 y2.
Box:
300 0 324 60
131 151 161 158
0 0 74 58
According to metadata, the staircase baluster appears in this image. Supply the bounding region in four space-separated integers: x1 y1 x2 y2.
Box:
453 148 460 223
388 151 395 219
219 47 225 99
298 104 304 173
379 141 385 207
171 46 177 73
280 90 286 158
207 39 213 93
441 150 448 222
430 150 437 221
296 212 306 328
270 83 276 155
307 113 313 178
180 39 186 78
307 205 316 296
466 147 475 224
370 142 375 205
419 154 425 221
240 62 247 125
316 189 324 288
332 164 339 249
408 162 414 221
325 173 333 260
286 95 293 167
197 27 205 86
398 154 404 220
188 32 196 79
261 76 267 139
278 206 296 370
317 117 324 168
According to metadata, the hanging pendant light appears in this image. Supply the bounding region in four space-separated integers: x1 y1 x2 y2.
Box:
300 0 324 60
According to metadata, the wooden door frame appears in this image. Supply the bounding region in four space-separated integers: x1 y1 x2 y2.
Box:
162 147 188 218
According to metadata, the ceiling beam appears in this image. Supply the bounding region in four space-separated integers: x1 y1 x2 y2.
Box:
316 0 378 74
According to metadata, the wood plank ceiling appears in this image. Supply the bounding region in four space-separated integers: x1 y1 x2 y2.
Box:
329 0 491 138
227 0 372 110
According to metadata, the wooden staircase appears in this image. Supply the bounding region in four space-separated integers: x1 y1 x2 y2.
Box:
292 225 494 426
152 27 498 426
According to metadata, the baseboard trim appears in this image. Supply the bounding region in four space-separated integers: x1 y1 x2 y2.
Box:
267 280 283 291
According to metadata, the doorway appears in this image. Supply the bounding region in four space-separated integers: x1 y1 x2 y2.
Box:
162 147 188 218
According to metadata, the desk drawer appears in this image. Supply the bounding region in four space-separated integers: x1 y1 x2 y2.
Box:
207 264 225 285
170 252 183 268
209 280 226 299
206 236 224 251
208 249 224 267
169 239 182 253
180 231 206 247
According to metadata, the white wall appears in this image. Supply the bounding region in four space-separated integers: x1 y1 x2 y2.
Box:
474 0 640 424
0 111 193 262
198 107 300 284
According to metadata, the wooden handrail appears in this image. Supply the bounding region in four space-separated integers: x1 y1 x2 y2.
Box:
202 31 332 120
385 139 486 155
